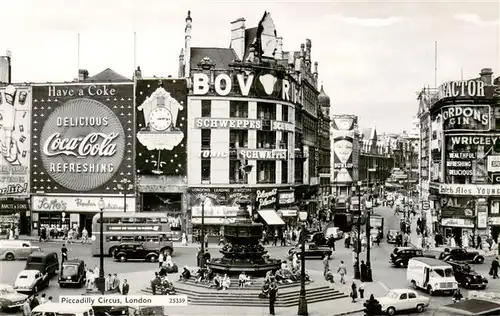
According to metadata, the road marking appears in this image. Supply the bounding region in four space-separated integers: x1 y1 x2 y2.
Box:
377 281 389 291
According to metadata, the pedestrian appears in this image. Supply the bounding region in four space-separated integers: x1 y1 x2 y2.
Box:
327 235 336 253
281 230 286 246
158 252 164 269
61 243 68 265
151 272 161 295
81 227 89 244
204 234 208 248
350 282 358 302
22 298 31 316
39 293 48 304
112 273 121 293
30 293 40 310
273 230 278 246
360 260 367 282
268 280 278 315
322 254 330 277
14 226 19 239
48 296 53 303
477 235 482 249
122 279 130 295
105 274 112 291
358 282 365 299
182 232 188 246
337 261 347 284
490 257 499 279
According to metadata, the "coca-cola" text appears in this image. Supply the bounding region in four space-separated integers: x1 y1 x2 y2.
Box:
43 132 118 158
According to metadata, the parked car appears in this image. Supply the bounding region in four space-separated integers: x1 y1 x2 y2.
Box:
377 289 430 316
0 240 41 261
113 243 159 262
305 232 328 246
31 303 94 316
59 259 86 288
0 283 28 312
390 247 423 268
438 247 485 264
288 243 332 259
13 270 49 294
387 230 399 244
448 261 488 289
25 252 59 276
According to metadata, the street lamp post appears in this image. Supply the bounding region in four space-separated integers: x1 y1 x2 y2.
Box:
117 179 133 213
353 180 362 280
365 198 373 282
95 198 106 294
298 211 308 316
197 196 206 267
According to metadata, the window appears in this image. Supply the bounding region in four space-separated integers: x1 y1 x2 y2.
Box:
281 160 288 183
201 159 211 181
257 102 276 120
257 161 276 183
281 132 289 150
282 105 289 122
230 130 248 148
257 131 276 149
201 100 211 117
230 101 248 118
408 292 417 299
399 293 408 300
201 129 211 149
229 159 248 183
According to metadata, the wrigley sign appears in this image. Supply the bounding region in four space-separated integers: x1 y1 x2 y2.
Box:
439 184 500 196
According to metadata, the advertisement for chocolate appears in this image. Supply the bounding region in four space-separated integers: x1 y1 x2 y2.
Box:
0 85 31 195
136 79 187 176
31 83 134 193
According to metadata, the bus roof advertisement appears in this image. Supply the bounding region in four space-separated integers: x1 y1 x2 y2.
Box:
30 83 135 193
107 225 161 232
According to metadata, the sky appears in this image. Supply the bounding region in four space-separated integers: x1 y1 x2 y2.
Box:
0 0 498 133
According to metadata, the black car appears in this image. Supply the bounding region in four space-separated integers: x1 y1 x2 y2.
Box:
306 232 328 246
288 243 332 259
390 247 423 268
113 243 159 262
59 259 86 288
387 230 399 244
449 261 488 289
439 247 485 264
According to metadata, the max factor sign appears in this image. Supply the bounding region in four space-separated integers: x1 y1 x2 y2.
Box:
195 118 262 129
437 80 485 100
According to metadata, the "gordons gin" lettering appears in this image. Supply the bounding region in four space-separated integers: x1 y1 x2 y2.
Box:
43 132 118 158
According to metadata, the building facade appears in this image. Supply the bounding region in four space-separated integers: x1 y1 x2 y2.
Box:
178 11 324 236
317 87 331 219
418 68 500 242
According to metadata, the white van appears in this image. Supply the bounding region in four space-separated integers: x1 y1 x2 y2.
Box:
31 303 94 316
0 240 41 260
407 257 457 295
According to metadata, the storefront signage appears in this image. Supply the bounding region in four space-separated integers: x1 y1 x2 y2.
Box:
32 84 134 193
192 72 299 103
334 163 353 169
449 135 500 146
188 187 254 207
437 80 485 100
440 105 490 131
238 149 287 160
448 152 476 159
487 156 500 172
0 199 29 211
492 174 500 184
477 212 487 229
0 86 31 195
489 217 500 226
446 159 473 176
280 210 297 217
195 118 262 130
107 225 160 232
31 196 136 212
439 184 500 196
197 150 228 158
441 218 474 228
255 188 277 210
278 192 294 205
271 121 294 132
191 206 240 218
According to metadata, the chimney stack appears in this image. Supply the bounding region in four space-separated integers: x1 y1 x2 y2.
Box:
78 69 89 81
479 68 493 85
230 18 246 61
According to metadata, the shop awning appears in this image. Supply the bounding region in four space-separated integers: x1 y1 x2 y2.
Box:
258 209 285 225
279 210 297 217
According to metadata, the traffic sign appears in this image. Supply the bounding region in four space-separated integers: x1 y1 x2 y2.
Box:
422 201 430 210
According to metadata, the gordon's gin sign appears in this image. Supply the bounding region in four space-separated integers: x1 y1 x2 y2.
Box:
31 83 134 193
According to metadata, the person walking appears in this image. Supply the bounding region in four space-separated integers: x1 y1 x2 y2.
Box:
268 280 278 315
182 232 188 246
350 282 358 302
490 257 499 279
337 261 347 284
477 235 482 250
358 282 365 299
273 230 278 246
281 230 287 246
322 254 330 278
30 293 40 310
158 252 165 269
122 279 130 295
22 298 31 316
112 274 121 293
61 243 68 265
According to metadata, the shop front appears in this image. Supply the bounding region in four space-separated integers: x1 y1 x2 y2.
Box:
188 187 254 243
254 188 285 230
277 190 297 226
31 196 136 236
0 199 30 237
440 217 475 245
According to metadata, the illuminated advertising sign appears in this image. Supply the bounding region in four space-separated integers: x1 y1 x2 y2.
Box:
194 118 262 130
439 105 491 132
331 115 357 183
135 79 187 175
31 196 136 212
271 121 294 132
0 85 31 195
439 184 500 196
487 156 500 172
437 80 485 100
332 139 353 182
31 83 134 193
237 149 287 160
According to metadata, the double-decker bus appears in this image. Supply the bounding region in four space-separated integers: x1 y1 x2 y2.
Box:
91 212 174 257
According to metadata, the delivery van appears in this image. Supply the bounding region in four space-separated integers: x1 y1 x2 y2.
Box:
407 257 458 295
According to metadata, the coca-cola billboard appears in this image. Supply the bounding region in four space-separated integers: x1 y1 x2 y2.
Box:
31 83 134 193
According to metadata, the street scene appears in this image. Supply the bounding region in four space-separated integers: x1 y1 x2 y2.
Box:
0 1 499 316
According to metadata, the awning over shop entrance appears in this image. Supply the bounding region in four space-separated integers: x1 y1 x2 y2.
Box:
258 209 285 225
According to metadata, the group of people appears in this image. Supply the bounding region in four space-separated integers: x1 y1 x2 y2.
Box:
5 225 19 240
150 271 176 295
22 293 53 316
84 265 129 294
39 225 90 244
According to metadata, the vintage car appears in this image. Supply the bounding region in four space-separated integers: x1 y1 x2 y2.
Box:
448 261 488 289
0 283 28 311
113 243 160 262
288 243 332 259
0 240 41 261
377 289 430 316
59 259 86 288
438 247 485 264
390 247 423 268
387 230 399 244
13 269 49 294
305 231 328 246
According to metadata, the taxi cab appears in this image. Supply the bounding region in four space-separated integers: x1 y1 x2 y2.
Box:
14 269 49 294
